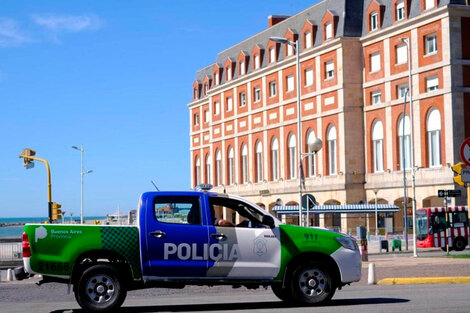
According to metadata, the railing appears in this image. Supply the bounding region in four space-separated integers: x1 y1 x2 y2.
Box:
0 240 22 261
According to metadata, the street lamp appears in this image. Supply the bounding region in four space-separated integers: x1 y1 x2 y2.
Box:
72 144 93 224
400 37 418 257
270 35 304 226
373 189 379 237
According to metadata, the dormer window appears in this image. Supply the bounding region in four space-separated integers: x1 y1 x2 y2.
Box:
396 1 405 21
325 22 332 40
193 88 198 100
269 47 276 63
240 61 245 75
204 84 208 95
305 31 312 49
287 44 293 56
254 54 260 70
370 12 378 31
214 72 219 86
425 0 434 10
227 67 232 81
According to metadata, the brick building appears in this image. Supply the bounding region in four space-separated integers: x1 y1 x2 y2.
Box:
188 0 470 234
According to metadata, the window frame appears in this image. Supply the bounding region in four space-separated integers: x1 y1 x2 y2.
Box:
425 33 438 55
239 92 246 107
286 75 295 92
370 11 379 31
325 61 335 80
269 81 277 97
370 52 381 73
371 90 382 105
396 1 405 21
305 68 314 87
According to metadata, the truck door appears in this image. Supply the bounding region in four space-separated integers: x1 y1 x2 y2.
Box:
206 196 281 279
141 193 210 278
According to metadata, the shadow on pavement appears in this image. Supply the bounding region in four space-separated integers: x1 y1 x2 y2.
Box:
51 298 409 313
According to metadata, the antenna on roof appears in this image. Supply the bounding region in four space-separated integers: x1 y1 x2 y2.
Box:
151 180 160 191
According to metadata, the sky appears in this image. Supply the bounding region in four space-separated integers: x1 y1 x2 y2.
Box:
0 0 319 218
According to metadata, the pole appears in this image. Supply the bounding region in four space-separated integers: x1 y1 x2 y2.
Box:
80 144 84 224
406 39 418 258
445 197 449 255
296 39 303 227
403 91 409 251
374 190 379 237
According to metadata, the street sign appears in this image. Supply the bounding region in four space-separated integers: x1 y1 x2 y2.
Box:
438 190 462 198
302 194 317 209
462 168 470 183
460 137 470 166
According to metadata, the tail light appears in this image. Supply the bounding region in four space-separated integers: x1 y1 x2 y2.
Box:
22 232 31 258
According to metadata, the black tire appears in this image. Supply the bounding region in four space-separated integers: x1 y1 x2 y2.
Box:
74 264 127 312
453 237 467 252
271 282 292 302
288 262 336 305
441 247 449 252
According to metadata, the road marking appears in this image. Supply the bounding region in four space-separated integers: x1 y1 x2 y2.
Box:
378 276 470 285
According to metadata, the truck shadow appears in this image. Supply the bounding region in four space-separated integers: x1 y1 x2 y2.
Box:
52 297 409 313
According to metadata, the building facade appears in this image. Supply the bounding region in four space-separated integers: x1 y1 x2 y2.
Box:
188 0 470 234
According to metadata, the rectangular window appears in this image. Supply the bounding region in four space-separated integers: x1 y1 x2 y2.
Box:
373 139 384 172
425 0 434 10
425 33 437 55
426 76 439 92
325 22 332 39
215 72 219 86
256 152 262 182
154 196 201 225
227 67 232 81
270 47 276 63
305 31 312 49
398 84 408 99
370 52 381 72
287 44 293 56
371 91 382 105
286 75 294 92
240 61 245 75
204 110 210 123
371 12 378 31
328 139 337 175
397 1 405 21
254 87 261 102
269 81 277 97
214 101 220 115
194 113 199 126
396 44 408 64
305 68 313 87
226 96 233 112
428 130 441 167
254 54 260 69
229 157 234 184
239 92 246 107
289 147 296 179
272 150 279 181
325 61 334 79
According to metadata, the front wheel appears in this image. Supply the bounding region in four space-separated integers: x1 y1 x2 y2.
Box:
288 262 336 305
453 238 467 252
74 264 127 312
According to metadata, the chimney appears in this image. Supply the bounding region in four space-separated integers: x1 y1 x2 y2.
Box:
268 15 290 28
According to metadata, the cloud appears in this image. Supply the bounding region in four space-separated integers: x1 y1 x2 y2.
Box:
0 18 32 47
31 13 103 38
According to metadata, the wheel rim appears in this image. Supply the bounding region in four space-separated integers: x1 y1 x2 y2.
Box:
85 274 116 304
297 268 328 298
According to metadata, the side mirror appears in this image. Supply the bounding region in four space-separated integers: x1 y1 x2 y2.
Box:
262 215 275 228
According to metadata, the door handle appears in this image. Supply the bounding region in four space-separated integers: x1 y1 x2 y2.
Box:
211 233 227 241
150 230 166 238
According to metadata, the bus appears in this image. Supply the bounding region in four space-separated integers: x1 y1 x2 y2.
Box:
416 206 469 251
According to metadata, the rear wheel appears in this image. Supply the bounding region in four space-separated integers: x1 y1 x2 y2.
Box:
288 262 336 305
453 237 467 252
74 264 127 312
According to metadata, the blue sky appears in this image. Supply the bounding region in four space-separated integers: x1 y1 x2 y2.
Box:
0 0 317 218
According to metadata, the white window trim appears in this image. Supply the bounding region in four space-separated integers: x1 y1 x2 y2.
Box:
269 47 276 63
397 1 405 21
269 81 277 97
254 87 261 102
325 61 334 80
305 31 312 49
325 22 332 40
286 75 295 92
370 52 381 73
398 84 408 99
240 92 246 107
226 97 233 112
426 76 439 92
371 12 378 31
240 61 245 75
371 91 382 105
396 44 408 65
425 33 438 56
305 68 314 87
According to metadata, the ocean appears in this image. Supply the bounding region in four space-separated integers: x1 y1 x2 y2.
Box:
0 217 106 239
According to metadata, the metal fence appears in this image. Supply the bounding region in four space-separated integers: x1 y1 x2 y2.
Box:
0 243 22 261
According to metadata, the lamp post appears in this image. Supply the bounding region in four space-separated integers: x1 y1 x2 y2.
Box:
72 144 93 224
269 36 304 226
400 37 418 257
374 189 379 237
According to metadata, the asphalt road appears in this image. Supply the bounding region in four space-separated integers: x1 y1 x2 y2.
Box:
1 280 469 313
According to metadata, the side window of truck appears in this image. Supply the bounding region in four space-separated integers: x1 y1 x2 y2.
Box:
209 196 264 227
154 196 201 225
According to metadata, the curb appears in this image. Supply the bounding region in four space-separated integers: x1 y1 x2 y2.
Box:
378 276 470 285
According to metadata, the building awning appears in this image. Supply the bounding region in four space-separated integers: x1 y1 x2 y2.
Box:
272 204 400 215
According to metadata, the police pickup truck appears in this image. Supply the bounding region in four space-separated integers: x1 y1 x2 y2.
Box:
18 186 361 312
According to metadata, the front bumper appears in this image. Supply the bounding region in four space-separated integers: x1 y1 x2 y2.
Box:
331 246 362 283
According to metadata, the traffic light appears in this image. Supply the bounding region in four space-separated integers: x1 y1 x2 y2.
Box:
451 162 467 187
20 148 36 169
50 202 63 221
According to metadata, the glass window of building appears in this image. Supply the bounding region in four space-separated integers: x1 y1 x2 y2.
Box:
288 134 297 179
269 81 277 97
325 22 332 39
398 114 411 170
305 31 312 49
370 52 381 72
205 155 211 184
305 68 313 86
372 91 382 105
425 33 437 55
271 137 279 181
325 61 334 79
397 1 405 21
327 125 337 175
241 144 248 184
370 12 378 31
425 0 435 10
398 84 408 99
287 75 295 92
427 108 441 167
195 157 201 185
372 120 384 173
254 87 261 102
396 44 408 64
254 54 260 69
255 141 263 183
307 130 317 177
426 76 439 92
270 47 276 63
239 92 246 107
226 96 233 112
216 150 222 186
228 147 234 185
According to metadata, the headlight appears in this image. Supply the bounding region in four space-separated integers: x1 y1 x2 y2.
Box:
336 236 358 250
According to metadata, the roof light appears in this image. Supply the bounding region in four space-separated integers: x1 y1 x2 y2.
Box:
194 184 213 191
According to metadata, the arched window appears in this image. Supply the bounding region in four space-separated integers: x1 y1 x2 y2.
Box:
372 120 384 173
241 144 248 184
427 108 441 167
327 125 337 175
271 137 279 181
288 134 297 179
195 157 201 186
228 147 234 185
398 115 411 170
205 155 211 184
255 141 263 182
215 150 222 186
307 130 317 177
